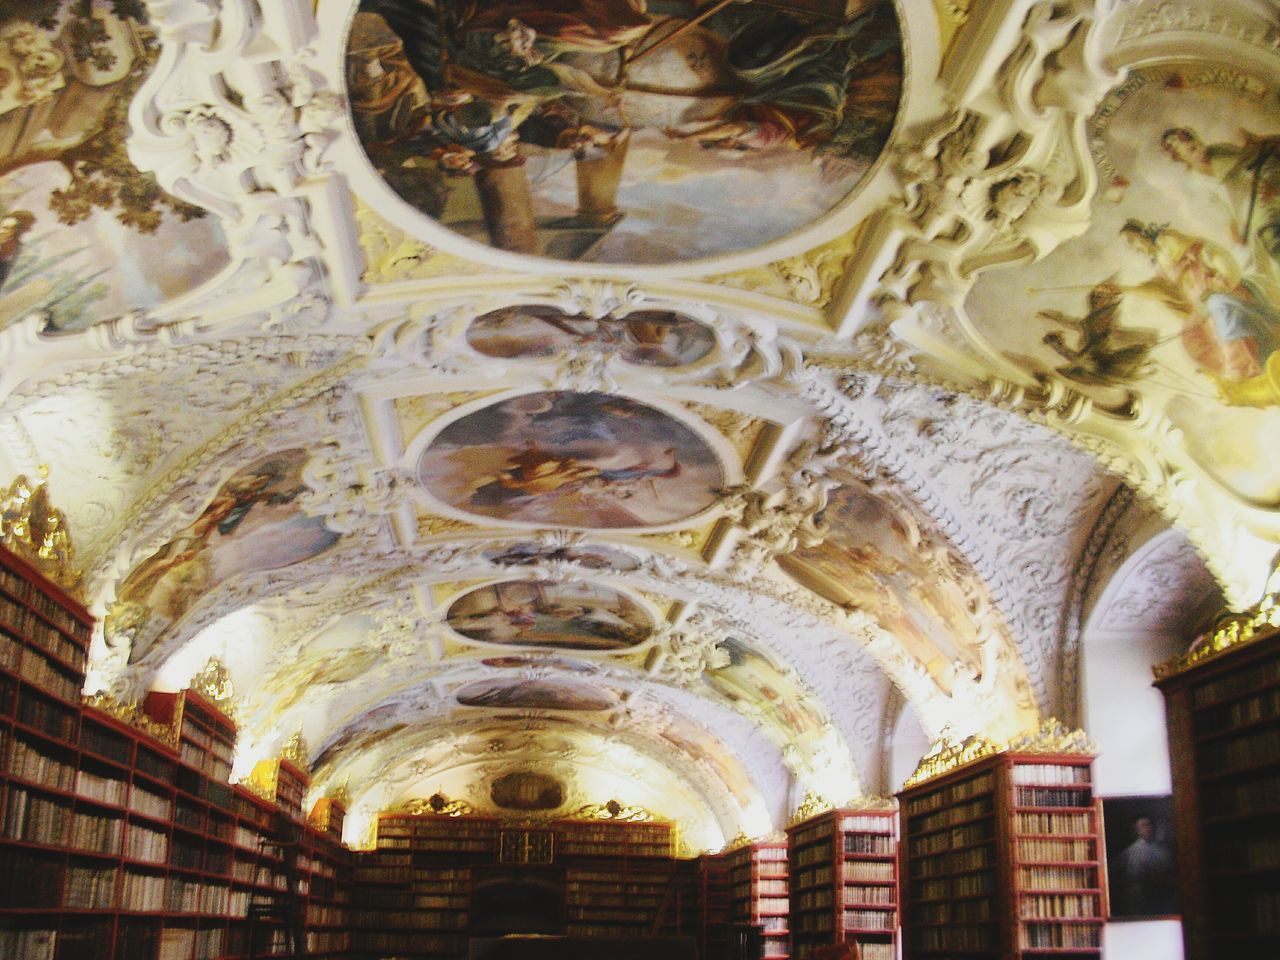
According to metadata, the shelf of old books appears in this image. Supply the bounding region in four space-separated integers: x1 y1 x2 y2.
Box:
898 736 1103 960
1155 610 1280 960
787 806 898 960
725 839 789 959
0 538 354 960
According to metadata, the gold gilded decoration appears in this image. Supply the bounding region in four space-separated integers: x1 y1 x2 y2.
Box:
397 793 475 817
1155 554 1280 680
903 733 1001 789
681 402 768 467
354 198 492 283
572 800 657 823
328 779 353 807
642 524 713 555
242 759 280 802
417 513 478 539
725 831 753 851
845 794 898 811
281 731 310 771
789 791 834 825
932 0 973 60
905 720 1097 788
1005 718 1097 755
394 391 495 443
190 657 235 708
708 230 859 309
83 692 177 747
0 473 81 594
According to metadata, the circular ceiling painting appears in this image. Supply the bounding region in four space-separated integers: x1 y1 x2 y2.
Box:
418 391 724 528
347 1 902 264
455 678 616 711
467 306 715 366
450 579 652 650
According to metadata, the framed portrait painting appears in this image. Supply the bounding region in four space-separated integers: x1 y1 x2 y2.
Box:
1103 795 1179 919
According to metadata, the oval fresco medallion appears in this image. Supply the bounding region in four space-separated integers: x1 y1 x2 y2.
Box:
450 579 652 651
418 391 724 528
455 678 616 711
467 306 715 366
490 770 565 811
346 1 902 264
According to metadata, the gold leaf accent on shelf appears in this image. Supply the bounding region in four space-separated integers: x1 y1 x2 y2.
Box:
1155 554 1280 680
83 692 177 747
328 779 352 806
1005 718 1097 755
242 759 280 802
396 794 476 817
724 831 753 851
190 657 235 708
572 800 656 823
281 730 310 771
788 791 833 825
902 733 1001 789
844 794 898 811
0 473 82 595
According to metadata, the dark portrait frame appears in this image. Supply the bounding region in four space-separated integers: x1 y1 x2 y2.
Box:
1102 795 1180 920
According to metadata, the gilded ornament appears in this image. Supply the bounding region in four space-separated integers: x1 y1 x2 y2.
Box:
1005 718 1097 755
1154 554 1280 679
789 791 833 825
902 733 1001 789
417 513 477 539
0 473 82 594
190 657 236 708
681 402 767 466
242 760 280 802
572 800 657 823
354 198 491 283
281 730 310 770
83 692 177 747
397 793 475 817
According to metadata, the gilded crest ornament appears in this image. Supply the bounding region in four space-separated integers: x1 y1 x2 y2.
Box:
0 473 81 594
190 657 236 708
281 730 310 770
1155 553 1280 679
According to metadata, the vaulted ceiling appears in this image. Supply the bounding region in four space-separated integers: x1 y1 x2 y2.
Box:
0 0 1272 851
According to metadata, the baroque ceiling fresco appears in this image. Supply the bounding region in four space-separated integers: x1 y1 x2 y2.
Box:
0 0 1269 852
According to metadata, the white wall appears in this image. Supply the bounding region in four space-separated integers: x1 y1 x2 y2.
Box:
1077 529 1219 960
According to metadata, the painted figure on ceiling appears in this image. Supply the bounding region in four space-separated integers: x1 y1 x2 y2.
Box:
1161 126 1280 284
1119 219 1278 384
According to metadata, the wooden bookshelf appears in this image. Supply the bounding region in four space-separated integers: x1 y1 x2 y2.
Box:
725 840 789 959
0 543 352 960
899 749 1103 960
787 807 898 960
1156 622 1280 960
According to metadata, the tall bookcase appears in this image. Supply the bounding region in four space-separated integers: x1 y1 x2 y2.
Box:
725 839 789 958
787 806 898 960
1155 617 1280 960
355 810 681 958
0 540 353 960
898 745 1104 960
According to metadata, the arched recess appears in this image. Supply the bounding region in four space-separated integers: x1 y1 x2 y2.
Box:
1074 490 1222 959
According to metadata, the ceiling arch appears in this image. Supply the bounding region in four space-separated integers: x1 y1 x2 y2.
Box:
0 0 1264 851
